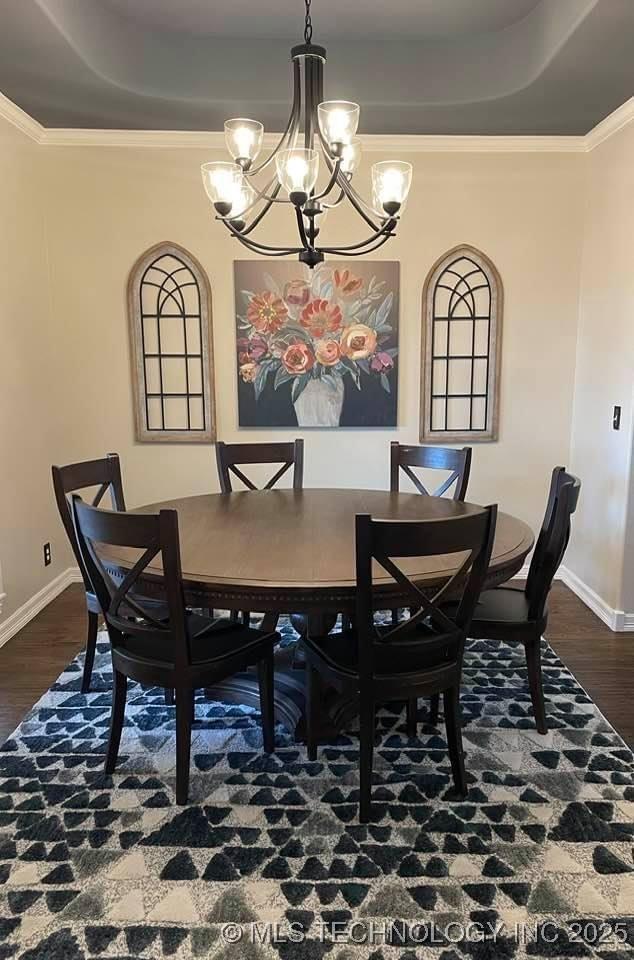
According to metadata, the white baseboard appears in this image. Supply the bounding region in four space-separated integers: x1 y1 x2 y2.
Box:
0 567 82 649
558 565 633 632
513 563 634 632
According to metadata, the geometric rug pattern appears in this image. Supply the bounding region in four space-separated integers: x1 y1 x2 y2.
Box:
1 619 633 959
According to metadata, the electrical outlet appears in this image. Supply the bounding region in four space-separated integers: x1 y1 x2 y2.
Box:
43 542 52 567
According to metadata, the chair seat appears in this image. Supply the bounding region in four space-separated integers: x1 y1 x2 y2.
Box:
470 586 544 631
119 613 276 666
305 625 459 678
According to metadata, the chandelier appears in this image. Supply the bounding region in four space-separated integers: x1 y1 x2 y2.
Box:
200 0 412 267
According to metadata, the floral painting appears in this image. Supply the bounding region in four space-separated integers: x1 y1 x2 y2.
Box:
234 261 399 427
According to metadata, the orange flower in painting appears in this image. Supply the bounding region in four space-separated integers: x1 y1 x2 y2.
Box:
300 299 343 338
314 339 341 367
282 342 315 375
340 323 378 360
334 268 363 297
247 291 288 334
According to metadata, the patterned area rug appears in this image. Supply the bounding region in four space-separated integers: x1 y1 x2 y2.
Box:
1 619 633 960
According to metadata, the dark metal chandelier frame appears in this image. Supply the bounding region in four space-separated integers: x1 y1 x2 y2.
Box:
203 0 410 266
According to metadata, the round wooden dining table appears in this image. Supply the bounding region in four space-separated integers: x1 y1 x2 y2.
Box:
104 489 534 738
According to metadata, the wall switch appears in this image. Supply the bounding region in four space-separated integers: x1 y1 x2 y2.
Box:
613 405 621 430
43 542 52 566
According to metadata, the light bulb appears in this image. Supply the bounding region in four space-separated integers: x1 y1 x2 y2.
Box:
201 162 243 215
224 119 264 168
318 101 360 148
340 138 362 176
275 148 319 203
371 161 412 216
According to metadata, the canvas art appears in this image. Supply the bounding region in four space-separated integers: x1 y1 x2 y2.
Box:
235 261 399 427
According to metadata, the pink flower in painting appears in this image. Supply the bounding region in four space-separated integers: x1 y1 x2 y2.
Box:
282 342 315 375
284 279 311 307
237 334 268 364
370 351 394 374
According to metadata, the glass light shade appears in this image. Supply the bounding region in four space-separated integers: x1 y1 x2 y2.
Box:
201 162 242 207
275 148 319 198
224 118 264 164
318 101 360 146
340 138 362 176
371 160 413 215
229 178 255 219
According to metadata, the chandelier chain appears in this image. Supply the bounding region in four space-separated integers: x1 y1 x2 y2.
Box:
304 0 313 44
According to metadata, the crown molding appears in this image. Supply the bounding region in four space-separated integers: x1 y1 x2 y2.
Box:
1 92 632 154
0 91 44 143
584 96 634 151
37 128 587 153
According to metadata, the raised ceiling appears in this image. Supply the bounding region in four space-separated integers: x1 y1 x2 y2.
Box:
1 0 633 135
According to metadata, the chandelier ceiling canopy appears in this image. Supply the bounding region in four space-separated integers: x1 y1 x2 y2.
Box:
201 0 412 266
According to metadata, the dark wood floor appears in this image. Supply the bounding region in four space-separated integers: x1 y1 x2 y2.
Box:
0 581 632 747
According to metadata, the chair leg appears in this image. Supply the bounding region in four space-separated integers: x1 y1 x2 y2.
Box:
305 664 320 762
81 611 99 694
391 608 399 626
359 695 375 823
257 651 275 754
164 688 174 706
406 698 418 738
429 692 440 726
105 669 127 775
443 686 467 797
525 635 548 734
175 688 194 805
242 611 251 626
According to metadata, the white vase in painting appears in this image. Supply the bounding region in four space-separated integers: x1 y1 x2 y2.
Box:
294 377 345 427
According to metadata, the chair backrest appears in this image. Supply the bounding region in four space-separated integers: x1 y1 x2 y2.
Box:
355 505 497 681
72 498 191 671
215 439 304 493
52 454 126 593
525 467 581 622
390 442 472 501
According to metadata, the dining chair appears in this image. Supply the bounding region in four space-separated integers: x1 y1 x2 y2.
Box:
52 455 129 692
215 439 304 493
443 467 580 735
303 505 497 822
389 442 473 730
390 442 472 501
72 497 278 804
215 439 304 625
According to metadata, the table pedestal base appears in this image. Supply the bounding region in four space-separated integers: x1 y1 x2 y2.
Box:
203 612 345 742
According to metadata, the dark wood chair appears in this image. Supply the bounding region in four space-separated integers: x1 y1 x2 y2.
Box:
52 455 127 692
72 497 278 804
216 439 304 493
215 439 304 625
451 467 580 735
390 442 472 500
303 505 497 822
390 442 473 730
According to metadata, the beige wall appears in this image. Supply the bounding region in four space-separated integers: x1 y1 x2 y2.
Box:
567 122 634 613
41 146 584 540
0 116 72 621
